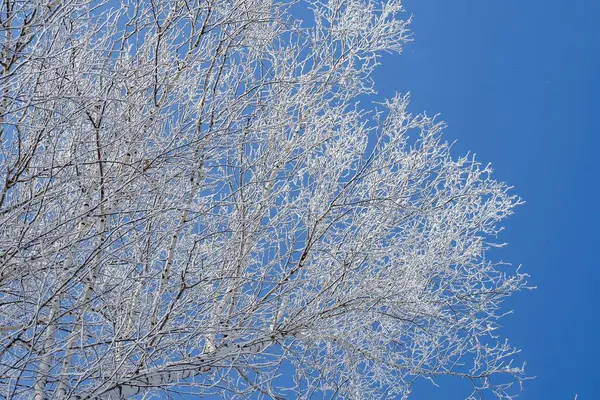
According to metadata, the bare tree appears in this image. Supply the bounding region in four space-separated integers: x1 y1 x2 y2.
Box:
0 0 528 399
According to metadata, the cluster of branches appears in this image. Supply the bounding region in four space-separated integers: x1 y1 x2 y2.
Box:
1 0 528 398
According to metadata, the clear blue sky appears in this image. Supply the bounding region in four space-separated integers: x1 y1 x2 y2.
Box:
369 0 599 398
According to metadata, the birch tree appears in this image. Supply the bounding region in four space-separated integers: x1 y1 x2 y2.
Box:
0 0 528 398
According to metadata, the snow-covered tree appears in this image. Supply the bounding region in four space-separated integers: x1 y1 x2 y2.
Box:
0 0 528 398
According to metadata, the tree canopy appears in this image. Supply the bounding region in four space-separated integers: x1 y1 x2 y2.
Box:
0 0 527 398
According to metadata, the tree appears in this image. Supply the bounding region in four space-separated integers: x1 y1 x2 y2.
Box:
0 0 528 398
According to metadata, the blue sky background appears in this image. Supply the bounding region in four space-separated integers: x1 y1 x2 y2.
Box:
369 0 599 398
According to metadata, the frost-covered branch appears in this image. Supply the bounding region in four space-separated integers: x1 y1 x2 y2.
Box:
0 1 528 399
